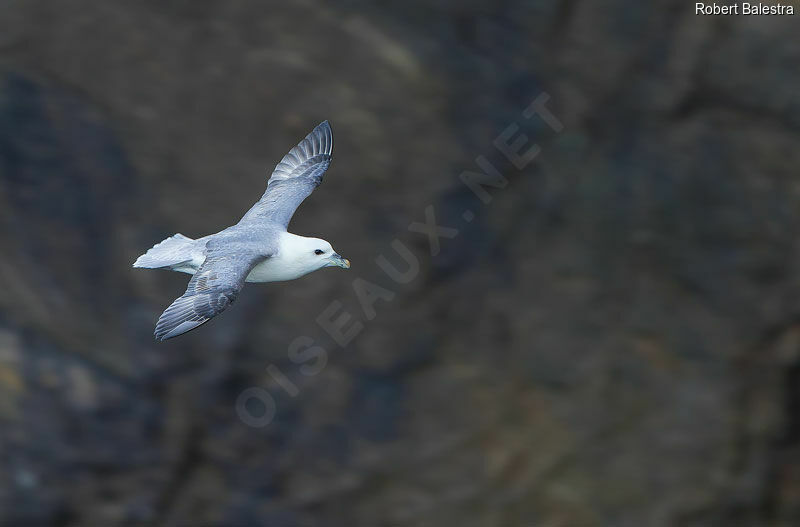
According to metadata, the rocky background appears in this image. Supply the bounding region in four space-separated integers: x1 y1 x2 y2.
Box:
1 1 799 526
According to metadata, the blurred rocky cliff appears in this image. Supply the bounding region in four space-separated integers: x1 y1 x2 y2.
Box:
1 1 800 526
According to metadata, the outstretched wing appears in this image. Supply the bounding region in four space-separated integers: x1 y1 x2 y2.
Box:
241 121 333 229
154 247 267 340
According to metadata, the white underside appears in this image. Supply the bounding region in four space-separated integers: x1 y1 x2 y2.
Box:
245 256 315 282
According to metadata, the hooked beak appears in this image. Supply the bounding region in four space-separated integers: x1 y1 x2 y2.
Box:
328 253 351 269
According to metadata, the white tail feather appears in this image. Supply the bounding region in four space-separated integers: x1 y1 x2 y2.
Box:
133 233 198 270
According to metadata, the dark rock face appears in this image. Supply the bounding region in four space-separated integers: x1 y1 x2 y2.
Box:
0 1 799 525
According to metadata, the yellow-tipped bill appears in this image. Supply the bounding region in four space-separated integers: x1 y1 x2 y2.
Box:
329 253 350 269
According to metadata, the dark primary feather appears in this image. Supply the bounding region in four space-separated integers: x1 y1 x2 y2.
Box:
154 242 267 340
240 120 333 229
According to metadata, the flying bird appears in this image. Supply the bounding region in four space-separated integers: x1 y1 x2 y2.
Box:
134 121 350 340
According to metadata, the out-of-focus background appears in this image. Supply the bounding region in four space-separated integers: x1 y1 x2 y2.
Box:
1 1 799 525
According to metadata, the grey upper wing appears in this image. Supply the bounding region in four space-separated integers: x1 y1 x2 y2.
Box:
240 121 333 229
154 245 267 340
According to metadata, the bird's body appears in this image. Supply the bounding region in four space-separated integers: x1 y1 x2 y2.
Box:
134 121 350 340
148 230 325 283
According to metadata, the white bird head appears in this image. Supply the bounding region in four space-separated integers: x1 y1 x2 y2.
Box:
279 234 350 278
304 236 350 270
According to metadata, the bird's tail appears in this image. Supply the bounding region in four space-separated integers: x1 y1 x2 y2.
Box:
133 233 197 270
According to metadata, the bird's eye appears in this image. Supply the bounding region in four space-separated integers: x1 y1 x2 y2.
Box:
315 249 324 255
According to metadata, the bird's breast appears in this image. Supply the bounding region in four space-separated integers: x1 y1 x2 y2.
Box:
245 257 309 283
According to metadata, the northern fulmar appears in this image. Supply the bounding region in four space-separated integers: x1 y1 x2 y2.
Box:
134 121 350 340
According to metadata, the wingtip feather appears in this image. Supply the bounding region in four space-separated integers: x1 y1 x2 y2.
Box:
155 319 206 341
